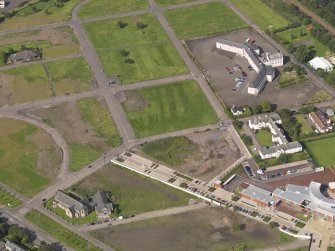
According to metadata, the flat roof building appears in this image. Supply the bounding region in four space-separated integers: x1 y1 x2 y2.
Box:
309 57 333 72
240 184 273 207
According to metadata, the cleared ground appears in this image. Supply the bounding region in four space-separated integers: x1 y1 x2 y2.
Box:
90 207 290 251
0 0 79 31
163 2 248 38
303 136 335 168
139 130 241 182
78 0 149 18
0 118 61 197
121 80 218 137
70 164 194 215
230 0 290 32
0 57 93 106
0 26 80 65
84 14 188 83
30 97 120 171
186 29 320 108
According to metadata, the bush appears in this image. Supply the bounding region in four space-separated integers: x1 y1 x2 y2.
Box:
120 50 129 57
117 20 127 28
269 221 278 229
125 58 135 64
233 119 243 130
136 22 148 29
241 134 252 146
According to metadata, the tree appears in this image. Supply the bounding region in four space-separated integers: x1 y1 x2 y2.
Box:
0 223 8 239
252 104 262 114
278 154 289 164
119 50 129 57
117 20 127 28
233 222 242 232
7 226 31 245
241 134 252 146
234 242 247 251
233 119 243 130
38 241 57 251
124 58 135 64
136 21 148 29
260 101 272 113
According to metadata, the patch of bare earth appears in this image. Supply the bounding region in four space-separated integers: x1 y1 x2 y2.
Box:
0 73 14 106
30 100 109 151
122 91 149 112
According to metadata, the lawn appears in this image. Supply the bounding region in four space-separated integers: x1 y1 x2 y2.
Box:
306 90 333 104
84 14 188 83
277 72 309 88
0 118 61 197
26 210 102 251
230 0 290 32
78 0 149 18
0 26 80 65
68 143 102 172
156 0 196 6
0 188 22 207
0 0 79 31
140 136 198 166
295 114 313 136
77 98 121 147
255 130 273 147
163 2 248 38
122 80 218 137
277 26 332 57
70 164 193 216
45 57 93 95
303 136 335 167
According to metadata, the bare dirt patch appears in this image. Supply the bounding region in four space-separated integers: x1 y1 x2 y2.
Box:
91 207 282 251
0 73 15 106
122 91 149 112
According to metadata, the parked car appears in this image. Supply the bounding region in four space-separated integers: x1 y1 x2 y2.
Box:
241 71 247 77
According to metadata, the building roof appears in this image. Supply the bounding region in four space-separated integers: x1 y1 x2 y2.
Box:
309 57 333 70
326 109 334 117
8 49 38 62
241 184 273 203
309 111 331 131
55 191 87 212
5 241 25 251
268 52 283 60
93 191 113 213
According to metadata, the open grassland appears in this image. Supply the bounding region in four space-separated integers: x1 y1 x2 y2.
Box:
26 210 102 251
230 0 290 32
255 130 273 147
0 118 61 197
277 26 331 57
122 80 218 137
45 57 93 95
295 114 313 136
84 14 187 83
163 2 248 38
303 136 335 168
156 0 197 6
0 0 79 31
0 27 79 65
70 164 193 215
0 188 22 207
90 207 289 251
31 97 120 172
78 0 149 18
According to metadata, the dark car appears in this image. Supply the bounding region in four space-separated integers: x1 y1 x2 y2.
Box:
241 71 247 77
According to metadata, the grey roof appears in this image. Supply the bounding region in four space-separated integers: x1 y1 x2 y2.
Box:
326 109 334 116
241 184 273 203
245 42 259 52
55 191 87 212
5 241 25 251
93 191 113 213
8 49 38 62
268 52 283 60
217 38 245 49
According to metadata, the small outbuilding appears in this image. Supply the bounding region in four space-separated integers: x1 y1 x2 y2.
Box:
309 57 333 72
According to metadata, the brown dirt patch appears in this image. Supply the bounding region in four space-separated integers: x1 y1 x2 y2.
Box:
122 91 149 112
0 73 14 106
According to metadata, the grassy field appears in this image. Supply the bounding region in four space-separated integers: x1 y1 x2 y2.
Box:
84 14 188 83
277 72 309 88
303 136 335 167
122 80 218 137
295 114 313 136
306 90 333 104
68 143 102 172
255 130 273 147
164 2 248 38
230 0 290 32
70 164 193 216
156 0 196 6
90 207 289 251
0 118 61 197
0 188 22 207
46 57 93 95
26 210 102 251
0 27 79 65
277 26 331 57
0 0 79 31
78 0 149 18
140 136 198 166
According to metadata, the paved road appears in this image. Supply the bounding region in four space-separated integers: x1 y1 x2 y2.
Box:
0 182 28 202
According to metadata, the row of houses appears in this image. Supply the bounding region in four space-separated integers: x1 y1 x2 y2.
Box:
240 181 335 223
309 110 333 134
54 190 114 220
216 38 283 95
248 113 303 159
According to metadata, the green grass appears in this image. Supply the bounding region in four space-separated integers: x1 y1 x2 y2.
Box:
295 222 306 228
306 90 333 104
279 231 295 243
295 114 313 136
123 80 218 137
277 72 308 88
156 0 196 6
255 130 273 147
256 152 310 169
0 188 22 207
70 164 194 216
303 136 335 167
230 0 290 32
140 136 197 166
68 143 102 171
0 118 60 197
0 0 79 31
77 98 121 147
78 0 149 18
46 57 93 95
163 2 248 38
26 210 102 251
277 26 332 56
84 14 188 83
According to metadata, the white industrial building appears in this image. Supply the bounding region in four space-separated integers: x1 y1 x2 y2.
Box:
309 57 334 72
216 38 283 95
